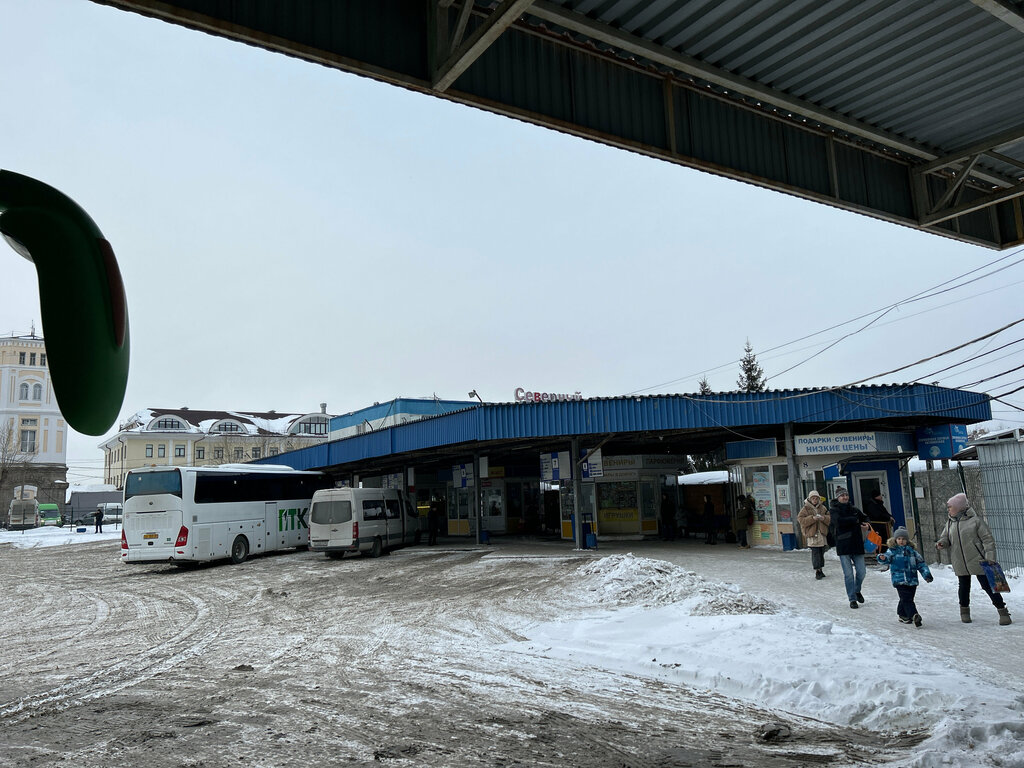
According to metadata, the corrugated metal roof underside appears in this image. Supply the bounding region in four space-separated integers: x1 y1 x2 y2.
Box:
257 384 991 472
96 0 1024 248
536 0 1024 163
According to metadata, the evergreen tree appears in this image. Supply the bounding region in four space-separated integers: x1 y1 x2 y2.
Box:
736 339 767 392
698 377 713 394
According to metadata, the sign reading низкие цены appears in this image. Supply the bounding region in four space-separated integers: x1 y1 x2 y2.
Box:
794 432 878 455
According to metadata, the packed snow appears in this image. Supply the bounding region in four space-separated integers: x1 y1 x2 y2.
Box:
3 528 1023 767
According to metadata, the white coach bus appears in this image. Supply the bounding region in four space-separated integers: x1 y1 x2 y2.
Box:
309 487 422 559
120 465 331 565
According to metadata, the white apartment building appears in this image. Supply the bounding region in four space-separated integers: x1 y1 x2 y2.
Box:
99 405 335 488
0 333 69 505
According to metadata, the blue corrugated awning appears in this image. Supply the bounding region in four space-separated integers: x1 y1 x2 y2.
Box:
254 384 990 473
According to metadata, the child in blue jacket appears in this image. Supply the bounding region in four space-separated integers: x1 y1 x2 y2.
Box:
876 527 933 627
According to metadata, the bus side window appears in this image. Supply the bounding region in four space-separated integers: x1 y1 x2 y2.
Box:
385 499 401 519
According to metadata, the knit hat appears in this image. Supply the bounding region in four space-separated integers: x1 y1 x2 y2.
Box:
947 492 969 512
892 527 910 541
835 487 849 499
808 490 820 500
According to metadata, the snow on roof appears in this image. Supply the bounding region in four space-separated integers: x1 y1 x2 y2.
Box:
677 471 730 485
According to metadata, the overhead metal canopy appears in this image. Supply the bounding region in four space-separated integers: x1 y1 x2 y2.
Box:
93 0 1024 249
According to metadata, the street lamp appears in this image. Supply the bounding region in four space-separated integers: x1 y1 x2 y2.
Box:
468 390 483 404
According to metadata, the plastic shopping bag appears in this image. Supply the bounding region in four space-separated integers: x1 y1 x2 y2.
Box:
864 529 882 553
980 560 1011 593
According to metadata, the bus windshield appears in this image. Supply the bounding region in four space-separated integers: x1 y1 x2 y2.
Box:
125 469 182 501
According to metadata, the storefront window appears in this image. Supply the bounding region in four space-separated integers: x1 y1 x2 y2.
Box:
774 464 791 522
596 481 638 534
745 466 774 522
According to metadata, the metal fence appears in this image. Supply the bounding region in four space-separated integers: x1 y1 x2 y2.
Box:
977 441 1024 571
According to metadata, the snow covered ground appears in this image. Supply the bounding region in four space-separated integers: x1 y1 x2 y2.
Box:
1 527 1022 767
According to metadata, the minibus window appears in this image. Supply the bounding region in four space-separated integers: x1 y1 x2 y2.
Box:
362 499 386 520
311 499 351 525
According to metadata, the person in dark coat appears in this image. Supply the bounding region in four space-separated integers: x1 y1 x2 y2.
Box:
703 495 717 544
427 499 443 545
864 490 896 551
660 492 677 541
734 495 752 549
830 487 870 608
92 507 104 534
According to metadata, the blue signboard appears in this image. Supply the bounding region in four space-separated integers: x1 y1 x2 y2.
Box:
916 424 969 460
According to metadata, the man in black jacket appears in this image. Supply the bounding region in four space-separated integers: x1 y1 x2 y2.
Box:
830 487 871 609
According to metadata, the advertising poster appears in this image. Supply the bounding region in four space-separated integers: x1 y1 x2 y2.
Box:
753 471 774 522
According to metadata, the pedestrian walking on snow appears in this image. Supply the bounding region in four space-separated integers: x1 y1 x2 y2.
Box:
936 493 1012 625
831 487 870 609
876 527 933 626
797 491 830 580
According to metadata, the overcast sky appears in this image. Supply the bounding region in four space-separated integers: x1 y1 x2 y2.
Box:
2 0 1022 487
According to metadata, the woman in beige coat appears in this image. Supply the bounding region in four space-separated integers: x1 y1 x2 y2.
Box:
936 492 1011 625
798 490 830 580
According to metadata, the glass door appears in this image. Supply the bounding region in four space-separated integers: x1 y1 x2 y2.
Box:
481 480 506 534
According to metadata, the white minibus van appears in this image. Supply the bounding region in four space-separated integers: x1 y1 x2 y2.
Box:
308 488 421 558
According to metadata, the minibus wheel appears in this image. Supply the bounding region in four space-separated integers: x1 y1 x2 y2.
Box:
230 535 249 564
370 537 383 558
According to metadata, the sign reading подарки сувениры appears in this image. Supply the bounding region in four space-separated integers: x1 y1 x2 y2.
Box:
794 433 878 455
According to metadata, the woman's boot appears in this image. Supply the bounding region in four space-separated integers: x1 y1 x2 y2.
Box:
998 607 1012 626
960 606 972 623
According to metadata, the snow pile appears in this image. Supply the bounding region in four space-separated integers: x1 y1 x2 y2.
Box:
576 552 777 615
514 553 1024 767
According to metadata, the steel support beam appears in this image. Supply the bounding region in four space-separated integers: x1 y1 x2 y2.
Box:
433 0 536 93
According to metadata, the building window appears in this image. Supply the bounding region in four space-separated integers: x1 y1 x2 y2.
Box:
19 383 29 399
32 384 42 400
195 447 205 460
269 447 279 456
251 447 261 459
18 352 25 364
29 353 36 365
213 448 224 460
294 417 329 435
157 445 166 458
234 448 244 460
174 445 185 458
155 417 185 430
145 444 153 458
40 353 46 366
214 422 241 433
20 430 36 453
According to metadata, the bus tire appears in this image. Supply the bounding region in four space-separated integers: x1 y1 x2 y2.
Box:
230 535 249 564
370 537 383 558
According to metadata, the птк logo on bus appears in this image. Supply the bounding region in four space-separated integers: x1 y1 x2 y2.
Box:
278 507 308 531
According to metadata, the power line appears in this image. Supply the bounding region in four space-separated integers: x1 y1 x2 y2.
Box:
630 246 1024 395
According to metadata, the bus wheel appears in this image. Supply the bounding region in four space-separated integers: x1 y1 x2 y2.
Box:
370 537 383 558
230 536 249 564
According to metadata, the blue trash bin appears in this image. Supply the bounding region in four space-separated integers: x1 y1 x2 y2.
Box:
781 533 797 551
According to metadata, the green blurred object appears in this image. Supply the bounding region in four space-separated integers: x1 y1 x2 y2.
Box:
0 170 129 435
